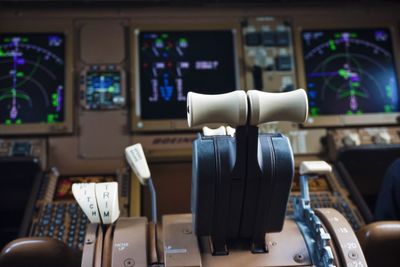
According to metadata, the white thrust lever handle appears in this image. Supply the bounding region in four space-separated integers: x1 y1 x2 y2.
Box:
247 89 308 125
187 90 248 127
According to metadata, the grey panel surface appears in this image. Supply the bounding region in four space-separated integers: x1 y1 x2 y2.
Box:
49 136 124 175
78 110 130 159
80 21 125 63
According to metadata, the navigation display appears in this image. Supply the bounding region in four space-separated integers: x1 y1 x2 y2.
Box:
302 28 399 116
138 30 237 119
0 33 65 125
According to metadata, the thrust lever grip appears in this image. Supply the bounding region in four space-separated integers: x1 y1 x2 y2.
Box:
187 90 248 127
187 89 308 128
247 89 308 125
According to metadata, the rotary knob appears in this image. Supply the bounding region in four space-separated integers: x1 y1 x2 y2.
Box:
342 133 361 146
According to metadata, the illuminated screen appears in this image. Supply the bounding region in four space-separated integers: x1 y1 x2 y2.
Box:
302 28 399 116
0 33 65 125
85 71 121 109
138 30 237 119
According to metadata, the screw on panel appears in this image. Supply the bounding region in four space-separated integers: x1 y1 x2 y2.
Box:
348 250 358 260
293 253 305 263
124 258 135 267
183 228 192 234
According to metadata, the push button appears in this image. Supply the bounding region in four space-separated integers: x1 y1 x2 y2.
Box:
261 31 275 46
276 31 290 46
245 32 261 46
276 56 292 71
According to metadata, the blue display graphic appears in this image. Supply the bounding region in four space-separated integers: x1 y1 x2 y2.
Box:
0 33 65 125
138 31 237 119
302 29 399 116
85 71 122 109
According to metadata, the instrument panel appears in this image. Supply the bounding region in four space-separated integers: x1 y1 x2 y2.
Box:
0 5 400 251
0 9 399 137
0 10 400 135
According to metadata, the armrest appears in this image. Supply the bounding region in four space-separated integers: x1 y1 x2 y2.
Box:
0 237 81 267
356 221 400 267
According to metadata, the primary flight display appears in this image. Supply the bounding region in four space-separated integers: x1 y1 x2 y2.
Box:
302 28 399 117
0 33 65 125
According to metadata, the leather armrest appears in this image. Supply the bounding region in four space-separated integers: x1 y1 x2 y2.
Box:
357 221 400 267
0 237 81 267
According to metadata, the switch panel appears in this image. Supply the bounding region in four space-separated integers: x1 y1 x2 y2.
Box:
242 17 296 93
0 138 47 170
327 127 400 160
245 32 261 46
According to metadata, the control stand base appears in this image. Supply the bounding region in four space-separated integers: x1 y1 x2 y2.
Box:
162 214 311 267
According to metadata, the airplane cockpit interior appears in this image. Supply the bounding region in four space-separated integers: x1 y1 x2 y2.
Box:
1 0 400 266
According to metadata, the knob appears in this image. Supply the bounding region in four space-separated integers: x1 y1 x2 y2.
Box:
187 91 248 127
342 133 361 146
247 89 308 125
373 132 391 144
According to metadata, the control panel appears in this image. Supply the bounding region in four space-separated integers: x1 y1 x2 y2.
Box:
0 138 47 170
242 17 296 92
327 126 400 160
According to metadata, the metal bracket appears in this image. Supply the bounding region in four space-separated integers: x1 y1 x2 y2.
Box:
294 174 335 267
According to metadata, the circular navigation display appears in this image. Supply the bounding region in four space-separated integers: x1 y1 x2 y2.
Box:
302 29 399 116
0 33 65 125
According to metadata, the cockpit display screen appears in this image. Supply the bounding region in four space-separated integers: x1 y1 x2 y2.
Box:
302 28 399 116
85 71 122 110
138 30 237 120
0 33 65 125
